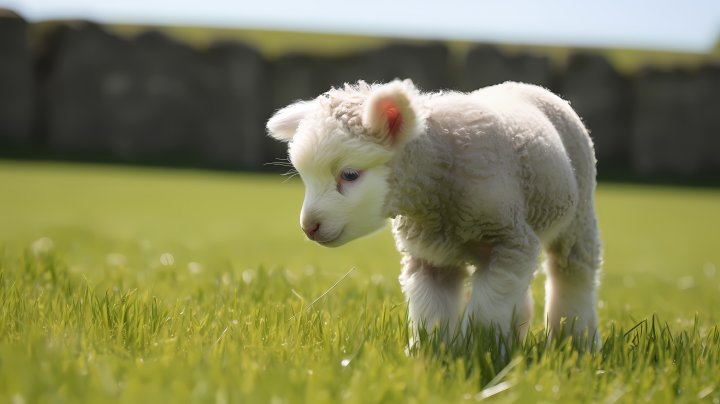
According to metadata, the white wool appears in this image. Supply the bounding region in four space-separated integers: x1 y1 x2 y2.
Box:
267 80 602 348
266 100 319 140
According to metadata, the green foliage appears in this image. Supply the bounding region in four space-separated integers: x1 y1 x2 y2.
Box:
2 252 720 403
1 161 720 403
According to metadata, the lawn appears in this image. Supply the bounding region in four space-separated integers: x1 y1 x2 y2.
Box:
1 160 719 403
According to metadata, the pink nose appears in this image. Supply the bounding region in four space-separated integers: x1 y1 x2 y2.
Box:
302 223 320 239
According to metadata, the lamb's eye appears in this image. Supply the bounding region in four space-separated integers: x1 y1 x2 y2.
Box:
341 169 360 181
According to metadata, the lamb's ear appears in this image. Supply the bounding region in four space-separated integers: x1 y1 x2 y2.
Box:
362 81 420 147
267 101 317 140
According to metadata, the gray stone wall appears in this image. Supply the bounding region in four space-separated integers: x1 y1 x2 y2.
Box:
39 23 269 169
632 66 720 174
0 12 34 142
560 54 632 166
272 44 449 111
1 14 719 179
460 45 550 91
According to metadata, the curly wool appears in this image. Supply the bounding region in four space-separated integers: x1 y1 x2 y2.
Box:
267 79 602 347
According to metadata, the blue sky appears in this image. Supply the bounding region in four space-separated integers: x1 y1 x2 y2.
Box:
2 0 719 52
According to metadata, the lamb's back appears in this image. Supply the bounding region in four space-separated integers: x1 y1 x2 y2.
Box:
427 83 588 236
391 84 594 261
471 82 596 236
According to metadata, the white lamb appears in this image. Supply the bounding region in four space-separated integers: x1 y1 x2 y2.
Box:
267 79 601 347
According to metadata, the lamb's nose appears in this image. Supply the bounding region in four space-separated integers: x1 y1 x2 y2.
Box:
302 223 320 240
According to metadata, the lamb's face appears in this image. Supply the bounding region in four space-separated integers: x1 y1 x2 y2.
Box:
290 127 393 247
266 80 422 248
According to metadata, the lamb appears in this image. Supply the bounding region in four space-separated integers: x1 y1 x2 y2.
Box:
267 79 602 347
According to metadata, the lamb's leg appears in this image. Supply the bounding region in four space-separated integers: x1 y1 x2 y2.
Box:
461 224 540 339
544 212 602 349
518 288 534 338
399 255 467 342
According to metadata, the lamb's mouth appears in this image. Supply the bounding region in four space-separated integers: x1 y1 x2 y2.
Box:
315 229 343 247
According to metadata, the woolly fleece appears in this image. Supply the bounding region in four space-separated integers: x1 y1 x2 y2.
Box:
267 80 602 347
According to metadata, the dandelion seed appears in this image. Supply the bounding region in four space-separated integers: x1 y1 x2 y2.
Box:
160 253 174 266
341 359 350 366
31 237 54 256
242 269 256 285
535 385 543 391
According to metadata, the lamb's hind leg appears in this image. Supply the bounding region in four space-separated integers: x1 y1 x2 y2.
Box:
544 211 602 349
400 255 467 342
461 222 540 339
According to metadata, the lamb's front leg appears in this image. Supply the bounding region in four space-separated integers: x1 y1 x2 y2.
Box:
461 225 540 338
399 255 467 342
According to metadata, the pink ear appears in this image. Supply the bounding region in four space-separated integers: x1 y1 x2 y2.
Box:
378 100 403 141
362 80 420 147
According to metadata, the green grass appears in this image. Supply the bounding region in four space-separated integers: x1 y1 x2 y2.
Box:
1 160 720 403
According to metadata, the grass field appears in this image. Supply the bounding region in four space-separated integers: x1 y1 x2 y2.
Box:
1 160 720 403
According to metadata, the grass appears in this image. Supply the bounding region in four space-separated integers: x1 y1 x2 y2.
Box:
1 159 720 403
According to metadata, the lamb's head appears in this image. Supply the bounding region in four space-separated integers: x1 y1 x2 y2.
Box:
267 80 425 247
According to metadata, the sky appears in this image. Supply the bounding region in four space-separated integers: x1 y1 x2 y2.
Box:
2 0 720 53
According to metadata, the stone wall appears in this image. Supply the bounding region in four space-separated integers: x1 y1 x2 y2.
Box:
0 12 34 142
632 66 720 174
460 45 550 91
560 54 632 166
36 23 270 169
1 14 719 178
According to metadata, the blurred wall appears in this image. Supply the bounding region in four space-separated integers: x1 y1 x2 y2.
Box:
0 11 34 142
1 13 719 179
